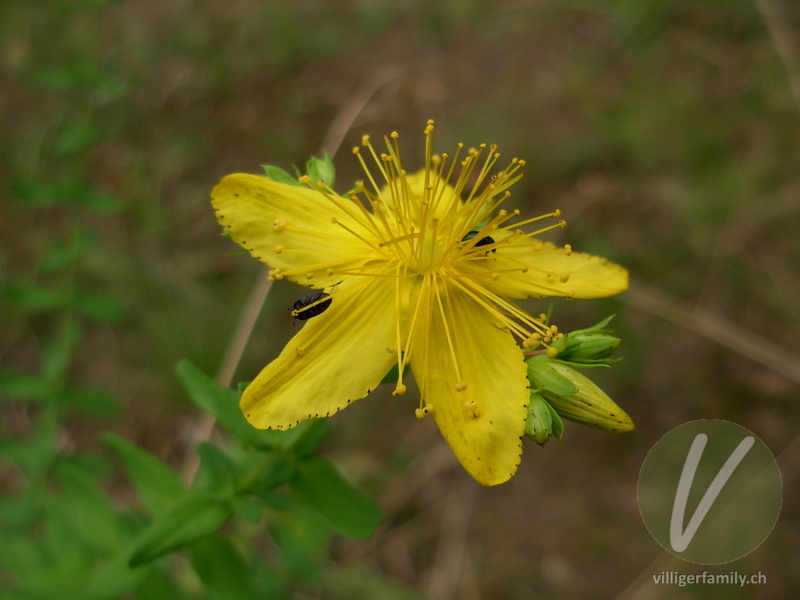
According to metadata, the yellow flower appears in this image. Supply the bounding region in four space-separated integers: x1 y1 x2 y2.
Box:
211 121 628 486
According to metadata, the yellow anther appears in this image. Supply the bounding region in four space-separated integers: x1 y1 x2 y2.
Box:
558 219 567 228
549 325 559 335
393 383 407 397
386 347 396 354
547 347 559 358
390 131 399 138
455 381 468 392
564 244 572 255
298 175 311 184
490 272 499 281
559 273 570 283
296 347 305 356
327 268 335 276
306 273 314 280
554 209 562 217
331 217 337 224
273 219 287 232
274 245 284 254
352 146 360 154
361 134 370 145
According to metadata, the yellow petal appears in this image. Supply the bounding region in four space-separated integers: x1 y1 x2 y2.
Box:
410 280 529 486
468 240 628 299
241 275 398 429
212 173 377 288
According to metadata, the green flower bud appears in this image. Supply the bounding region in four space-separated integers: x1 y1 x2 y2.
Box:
525 392 565 446
555 332 620 361
306 152 336 186
539 361 634 433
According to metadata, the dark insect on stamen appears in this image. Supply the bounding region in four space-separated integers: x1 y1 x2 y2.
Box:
461 231 496 251
291 292 332 321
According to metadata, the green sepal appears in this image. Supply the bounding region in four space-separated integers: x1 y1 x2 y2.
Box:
526 355 577 396
261 164 303 187
306 152 336 187
550 315 621 365
525 392 565 446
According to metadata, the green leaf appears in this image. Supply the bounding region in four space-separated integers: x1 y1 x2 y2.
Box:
61 386 121 417
194 442 237 492
262 164 303 187
3 281 71 312
57 460 121 553
176 360 279 449
233 497 265 523
0 369 55 402
103 433 185 516
187 533 262 600
289 456 384 538
78 554 152 600
73 290 125 322
133 567 192 600
281 418 330 456
128 491 233 566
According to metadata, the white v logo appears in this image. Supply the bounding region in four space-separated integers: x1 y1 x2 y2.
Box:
669 433 755 552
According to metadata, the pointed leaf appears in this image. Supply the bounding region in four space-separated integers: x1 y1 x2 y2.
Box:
128 491 233 566
187 533 261 600
290 456 384 538
103 433 185 515
176 360 279 448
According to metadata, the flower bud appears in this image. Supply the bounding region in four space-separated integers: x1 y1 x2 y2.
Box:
525 392 564 446
555 332 620 361
539 361 634 433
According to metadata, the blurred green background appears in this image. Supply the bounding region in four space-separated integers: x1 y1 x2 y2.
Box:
2 0 799 598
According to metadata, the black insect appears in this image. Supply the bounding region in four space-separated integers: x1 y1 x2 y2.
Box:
291 292 332 321
461 231 496 251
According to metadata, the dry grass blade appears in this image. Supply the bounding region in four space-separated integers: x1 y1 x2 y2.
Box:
624 281 800 385
180 75 398 485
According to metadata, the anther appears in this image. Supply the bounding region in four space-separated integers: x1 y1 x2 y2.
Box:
306 273 314 280
559 274 570 283
455 381 468 392
273 219 287 232
547 347 559 358
558 219 567 228
274 245 284 254
296 347 305 356
554 209 562 217
393 384 407 397
564 244 573 255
